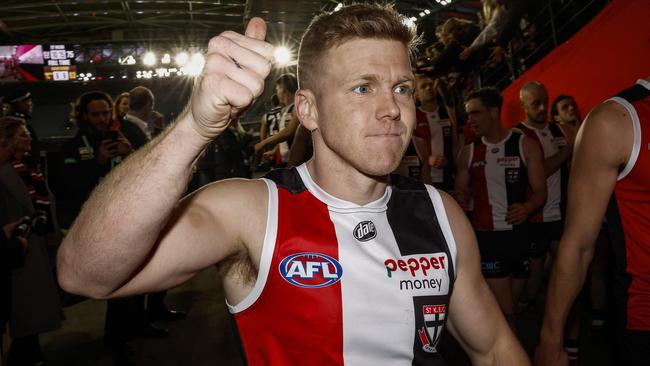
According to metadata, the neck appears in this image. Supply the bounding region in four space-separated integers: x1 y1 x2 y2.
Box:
483 124 509 144
525 118 546 129
131 110 148 121
419 99 438 112
307 143 389 205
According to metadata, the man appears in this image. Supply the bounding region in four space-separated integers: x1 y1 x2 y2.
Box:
517 81 575 309
414 74 457 190
551 94 581 131
122 86 154 148
58 4 529 364
537 77 650 366
7 89 40 166
455 87 546 328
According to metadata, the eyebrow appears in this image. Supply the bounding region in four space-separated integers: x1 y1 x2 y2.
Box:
352 74 415 85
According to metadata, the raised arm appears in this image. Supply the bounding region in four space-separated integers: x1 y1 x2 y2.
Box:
57 18 274 299
254 107 299 153
441 192 530 365
535 101 630 366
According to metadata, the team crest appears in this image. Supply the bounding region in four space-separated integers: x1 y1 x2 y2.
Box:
506 168 520 183
417 304 446 353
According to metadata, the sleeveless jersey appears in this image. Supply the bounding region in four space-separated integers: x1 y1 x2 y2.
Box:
468 130 529 231
605 79 650 331
272 104 294 164
414 107 454 187
517 122 569 223
229 164 458 365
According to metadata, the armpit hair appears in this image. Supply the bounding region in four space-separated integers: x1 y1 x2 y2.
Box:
216 244 257 286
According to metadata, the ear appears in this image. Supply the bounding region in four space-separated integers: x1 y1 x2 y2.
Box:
553 115 560 123
295 89 319 132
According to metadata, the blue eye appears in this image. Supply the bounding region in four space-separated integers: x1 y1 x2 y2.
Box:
394 85 413 95
353 85 371 94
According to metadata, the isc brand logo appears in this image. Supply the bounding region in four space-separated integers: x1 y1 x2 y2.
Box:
353 221 377 242
279 253 343 288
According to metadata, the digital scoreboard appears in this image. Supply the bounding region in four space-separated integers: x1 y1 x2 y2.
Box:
43 45 77 81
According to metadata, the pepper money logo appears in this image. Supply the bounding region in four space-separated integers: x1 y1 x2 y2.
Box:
279 252 343 288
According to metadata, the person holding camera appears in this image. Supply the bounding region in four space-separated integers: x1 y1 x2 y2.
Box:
52 91 133 229
0 116 62 366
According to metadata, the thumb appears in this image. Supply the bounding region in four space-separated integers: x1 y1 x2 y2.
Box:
245 17 267 41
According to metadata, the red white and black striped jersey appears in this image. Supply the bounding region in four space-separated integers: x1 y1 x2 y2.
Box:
605 79 650 331
467 130 529 231
229 164 458 365
516 122 569 223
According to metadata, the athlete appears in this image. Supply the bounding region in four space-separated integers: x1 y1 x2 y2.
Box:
516 81 575 309
536 77 650 366
455 87 546 328
57 4 529 364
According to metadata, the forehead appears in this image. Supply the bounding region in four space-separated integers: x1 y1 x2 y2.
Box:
558 98 575 106
523 88 548 102
87 99 110 111
465 98 486 111
322 38 413 83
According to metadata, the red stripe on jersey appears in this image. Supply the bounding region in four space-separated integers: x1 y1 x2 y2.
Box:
234 187 344 365
614 94 650 330
470 143 494 231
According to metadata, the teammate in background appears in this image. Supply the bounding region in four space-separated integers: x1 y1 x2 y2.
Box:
551 95 582 131
536 78 650 366
57 4 529 364
455 87 546 328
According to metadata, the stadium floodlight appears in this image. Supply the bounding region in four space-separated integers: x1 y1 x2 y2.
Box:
143 52 156 66
161 53 171 64
403 17 417 29
424 9 431 14
175 52 189 66
184 53 205 76
334 3 343 12
274 46 292 66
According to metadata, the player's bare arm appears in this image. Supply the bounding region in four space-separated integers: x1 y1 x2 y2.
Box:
535 101 632 366
507 136 547 225
57 18 274 299
441 192 531 365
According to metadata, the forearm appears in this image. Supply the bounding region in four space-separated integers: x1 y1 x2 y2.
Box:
472 333 531 366
260 123 296 149
57 114 208 298
543 150 570 177
540 240 594 344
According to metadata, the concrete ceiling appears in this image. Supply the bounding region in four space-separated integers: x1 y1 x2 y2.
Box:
0 0 482 46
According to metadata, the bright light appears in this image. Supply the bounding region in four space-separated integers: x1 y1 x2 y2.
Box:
274 46 292 65
161 53 171 64
183 53 205 76
419 11 425 17
175 52 189 66
143 52 156 66
403 17 416 29
334 3 343 12
424 9 431 14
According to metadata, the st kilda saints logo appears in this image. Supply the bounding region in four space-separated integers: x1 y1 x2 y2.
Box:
417 304 446 353
353 221 376 242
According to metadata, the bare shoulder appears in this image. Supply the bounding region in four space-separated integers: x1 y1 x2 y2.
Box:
577 100 632 166
438 190 476 255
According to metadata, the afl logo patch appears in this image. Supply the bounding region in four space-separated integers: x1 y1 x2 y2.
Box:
279 253 343 288
353 221 377 242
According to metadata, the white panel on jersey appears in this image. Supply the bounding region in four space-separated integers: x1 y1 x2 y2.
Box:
482 132 512 231
521 122 563 222
425 185 458 279
226 179 278 313
608 97 642 181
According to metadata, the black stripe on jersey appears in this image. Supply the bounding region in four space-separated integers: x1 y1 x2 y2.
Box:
387 174 455 365
229 315 250 366
548 123 570 217
504 132 528 207
605 193 633 330
616 83 650 103
264 167 307 194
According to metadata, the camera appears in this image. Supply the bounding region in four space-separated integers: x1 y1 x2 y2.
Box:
12 210 48 237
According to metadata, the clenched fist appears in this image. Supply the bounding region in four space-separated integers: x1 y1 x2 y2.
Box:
188 17 274 142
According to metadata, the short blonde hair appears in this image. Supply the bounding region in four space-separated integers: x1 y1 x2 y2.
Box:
297 3 421 91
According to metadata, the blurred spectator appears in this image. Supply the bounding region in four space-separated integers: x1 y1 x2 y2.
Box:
491 0 544 62
123 86 154 148
7 89 40 167
459 0 507 61
0 116 62 366
417 17 481 79
112 92 130 129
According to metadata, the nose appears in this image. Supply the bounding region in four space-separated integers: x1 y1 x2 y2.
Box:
376 88 400 122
